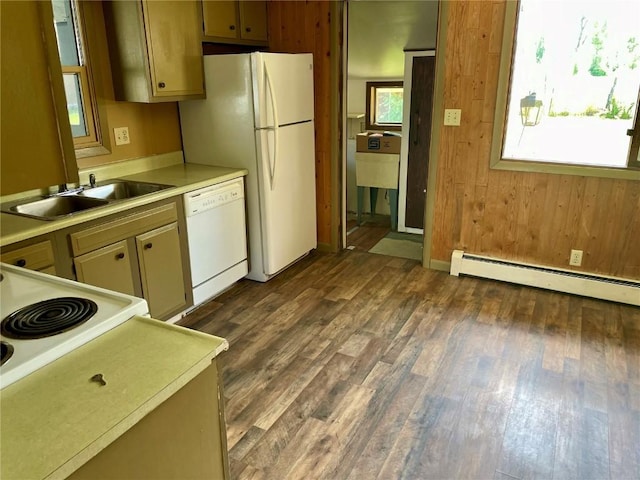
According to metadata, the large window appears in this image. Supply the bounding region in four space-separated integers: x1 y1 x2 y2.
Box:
365 81 403 131
492 0 640 178
52 0 105 154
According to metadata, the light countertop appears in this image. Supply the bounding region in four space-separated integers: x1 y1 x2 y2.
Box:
0 316 228 480
1 163 247 247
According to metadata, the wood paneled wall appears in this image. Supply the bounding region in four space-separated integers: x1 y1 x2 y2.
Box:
267 1 334 247
430 0 640 279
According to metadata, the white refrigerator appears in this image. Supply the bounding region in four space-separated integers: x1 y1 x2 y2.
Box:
179 53 317 282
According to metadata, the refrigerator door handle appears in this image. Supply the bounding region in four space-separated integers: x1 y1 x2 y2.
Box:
264 62 279 191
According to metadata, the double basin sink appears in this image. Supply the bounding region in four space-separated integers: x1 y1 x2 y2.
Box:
1 180 174 221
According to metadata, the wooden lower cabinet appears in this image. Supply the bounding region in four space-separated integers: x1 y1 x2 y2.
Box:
1 238 57 275
136 223 187 319
67 359 229 479
67 199 191 320
74 241 136 296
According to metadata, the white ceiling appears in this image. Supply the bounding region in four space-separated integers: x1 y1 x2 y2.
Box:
347 0 439 79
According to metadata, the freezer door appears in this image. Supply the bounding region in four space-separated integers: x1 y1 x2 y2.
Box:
252 52 314 128
255 121 317 276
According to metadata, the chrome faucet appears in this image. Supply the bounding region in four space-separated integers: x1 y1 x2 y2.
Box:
89 174 96 188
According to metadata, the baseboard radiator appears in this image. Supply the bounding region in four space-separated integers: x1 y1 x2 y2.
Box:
450 250 640 306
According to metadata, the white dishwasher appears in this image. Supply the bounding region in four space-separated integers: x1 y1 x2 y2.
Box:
184 178 248 306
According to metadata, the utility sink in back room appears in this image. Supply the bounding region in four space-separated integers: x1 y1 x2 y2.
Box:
1 195 109 221
77 180 173 200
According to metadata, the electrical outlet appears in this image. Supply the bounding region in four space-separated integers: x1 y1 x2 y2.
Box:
444 109 462 126
569 249 583 266
114 126 130 146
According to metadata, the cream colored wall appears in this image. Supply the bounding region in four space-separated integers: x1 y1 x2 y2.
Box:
77 102 182 169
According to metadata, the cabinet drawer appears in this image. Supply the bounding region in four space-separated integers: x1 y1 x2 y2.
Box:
70 203 178 256
1 240 55 271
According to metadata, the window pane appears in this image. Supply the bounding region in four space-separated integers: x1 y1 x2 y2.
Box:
52 0 80 66
63 73 88 137
375 88 403 124
503 0 640 168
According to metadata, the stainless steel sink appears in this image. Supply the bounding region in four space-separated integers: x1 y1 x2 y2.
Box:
1 195 109 221
78 180 173 200
1 179 174 221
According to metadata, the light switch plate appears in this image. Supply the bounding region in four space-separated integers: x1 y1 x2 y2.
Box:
114 126 130 146
444 109 462 126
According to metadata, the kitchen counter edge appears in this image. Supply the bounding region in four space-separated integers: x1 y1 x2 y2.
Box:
0 163 248 247
0 315 229 480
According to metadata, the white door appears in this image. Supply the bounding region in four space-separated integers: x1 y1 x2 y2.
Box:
252 53 315 128
255 121 317 275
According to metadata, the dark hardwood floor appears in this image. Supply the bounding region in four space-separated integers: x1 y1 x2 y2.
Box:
179 249 640 480
346 215 391 252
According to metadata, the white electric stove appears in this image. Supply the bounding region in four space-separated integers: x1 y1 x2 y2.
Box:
0 263 149 389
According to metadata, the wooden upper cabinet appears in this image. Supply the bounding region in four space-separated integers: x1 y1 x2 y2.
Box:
0 1 78 195
238 1 268 42
104 0 205 103
202 0 268 46
202 1 238 38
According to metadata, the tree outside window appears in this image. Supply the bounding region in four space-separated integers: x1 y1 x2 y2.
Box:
366 81 403 131
494 0 640 174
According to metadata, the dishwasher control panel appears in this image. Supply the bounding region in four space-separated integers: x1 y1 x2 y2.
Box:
184 179 244 216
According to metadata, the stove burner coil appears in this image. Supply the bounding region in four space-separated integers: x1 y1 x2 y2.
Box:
1 297 98 339
0 341 13 366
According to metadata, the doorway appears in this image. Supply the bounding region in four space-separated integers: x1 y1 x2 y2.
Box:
343 1 438 262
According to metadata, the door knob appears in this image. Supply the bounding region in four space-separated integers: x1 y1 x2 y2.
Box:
229 25 236 30
144 243 153 250
246 27 252 32
115 252 125 260
15 259 26 267
158 82 166 89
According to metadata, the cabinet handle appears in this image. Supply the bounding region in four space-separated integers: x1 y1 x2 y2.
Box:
158 82 166 89
15 259 26 267
144 243 153 250
115 252 125 260
229 25 236 30
246 27 252 32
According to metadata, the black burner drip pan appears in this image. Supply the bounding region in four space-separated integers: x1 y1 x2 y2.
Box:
1 341 14 366
1 297 98 339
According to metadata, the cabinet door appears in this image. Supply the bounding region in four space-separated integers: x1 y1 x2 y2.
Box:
239 1 267 42
0 1 78 195
142 0 204 98
136 223 186 319
202 1 238 39
74 241 136 296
